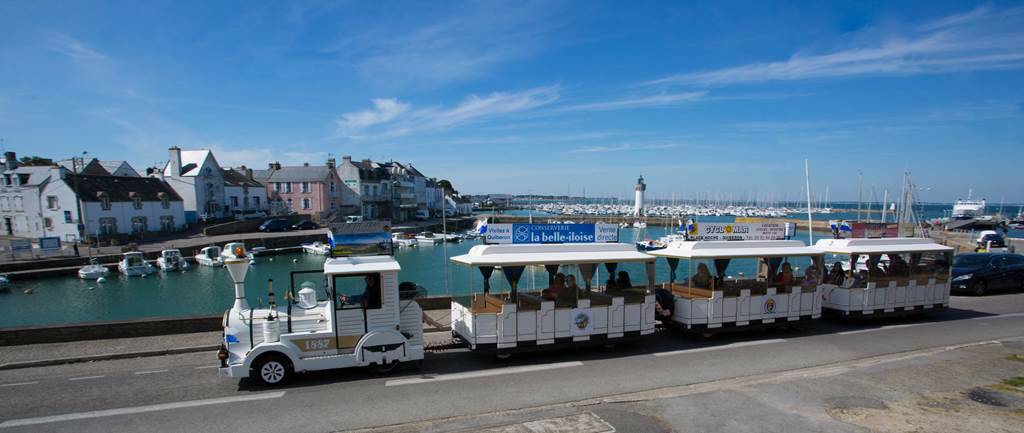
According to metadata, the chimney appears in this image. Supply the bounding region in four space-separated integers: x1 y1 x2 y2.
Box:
268 162 275 170
342 155 352 164
272 161 281 170
303 162 309 167
4 152 17 170
168 147 181 176
326 158 336 169
246 168 253 180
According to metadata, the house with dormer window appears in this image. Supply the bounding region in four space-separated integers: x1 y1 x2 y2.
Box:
160 147 226 222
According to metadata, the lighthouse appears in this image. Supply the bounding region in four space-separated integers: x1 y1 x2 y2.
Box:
633 175 646 217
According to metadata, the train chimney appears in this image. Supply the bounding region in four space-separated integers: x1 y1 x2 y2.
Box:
224 245 250 310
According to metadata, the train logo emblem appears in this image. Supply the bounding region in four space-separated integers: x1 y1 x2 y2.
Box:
514 225 531 242
574 313 590 330
764 298 776 314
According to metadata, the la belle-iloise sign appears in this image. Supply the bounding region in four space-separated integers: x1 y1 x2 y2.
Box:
485 223 619 244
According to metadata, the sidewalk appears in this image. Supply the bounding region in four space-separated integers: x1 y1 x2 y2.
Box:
0 309 453 370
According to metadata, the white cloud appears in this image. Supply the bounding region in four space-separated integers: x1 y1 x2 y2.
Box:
335 85 560 138
562 91 707 111
646 6 1024 87
48 34 108 61
568 142 680 154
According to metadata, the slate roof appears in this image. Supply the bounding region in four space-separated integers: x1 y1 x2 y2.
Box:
58 159 110 175
65 175 183 202
1 166 55 186
263 165 333 182
99 160 140 177
222 168 263 187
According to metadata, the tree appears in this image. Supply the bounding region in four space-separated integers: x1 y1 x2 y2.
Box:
18 156 54 166
437 179 458 196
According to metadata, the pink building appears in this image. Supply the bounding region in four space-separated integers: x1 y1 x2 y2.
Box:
255 159 344 217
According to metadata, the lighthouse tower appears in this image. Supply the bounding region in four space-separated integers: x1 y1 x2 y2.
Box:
633 175 646 217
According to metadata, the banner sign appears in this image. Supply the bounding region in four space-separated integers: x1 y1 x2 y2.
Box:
485 223 619 244
851 222 898 239
327 221 393 257
39 237 61 250
686 222 788 241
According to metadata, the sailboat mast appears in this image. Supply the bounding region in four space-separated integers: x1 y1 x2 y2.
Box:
805 159 814 244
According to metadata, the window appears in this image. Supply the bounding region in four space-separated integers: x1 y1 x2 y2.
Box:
230 196 239 207
159 215 175 232
132 195 143 210
243 196 250 208
333 273 382 310
364 185 370 196
286 198 293 210
64 210 72 223
2 175 10 186
330 182 336 193
301 182 310 193
284 183 293 193
254 196 261 207
43 217 53 229
131 216 147 233
13 196 23 211
46 196 59 210
160 195 170 209
302 198 311 210
0 197 8 211
99 193 111 210
17 174 29 185
99 217 117 235
273 182 281 192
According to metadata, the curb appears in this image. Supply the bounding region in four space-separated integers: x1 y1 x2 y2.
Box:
0 345 220 371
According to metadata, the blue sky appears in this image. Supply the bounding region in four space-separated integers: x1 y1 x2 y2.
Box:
1 1 1022 203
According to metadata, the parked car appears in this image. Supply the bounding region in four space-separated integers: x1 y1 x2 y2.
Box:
233 209 268 221
414 209 430 221
951 253 1024 295
259 219 291 232
345 215 363 223
292 220 319 230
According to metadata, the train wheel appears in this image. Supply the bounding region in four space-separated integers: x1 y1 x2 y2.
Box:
252 354 292 387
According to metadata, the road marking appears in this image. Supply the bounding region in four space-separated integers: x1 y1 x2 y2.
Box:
134 369 169 375
969 312 1024 321
0 391 286 428
386 361 584 386
0 381 38 387
653 339 786 357
68 375 105 381
194 365 220 370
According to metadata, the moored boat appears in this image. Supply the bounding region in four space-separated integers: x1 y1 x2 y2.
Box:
301 241 331 255
78 259 110 280
157 249 189 271
196 246 224 267
118 252 156 277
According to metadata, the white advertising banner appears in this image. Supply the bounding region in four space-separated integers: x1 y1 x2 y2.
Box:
687 222 788 241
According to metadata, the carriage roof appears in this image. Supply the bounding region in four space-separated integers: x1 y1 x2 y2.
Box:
450 243 653 266
648 240 822 259
324 255 401 274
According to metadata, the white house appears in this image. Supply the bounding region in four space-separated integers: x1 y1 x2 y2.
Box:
56 174 186 240
0 155 55 238
222 167 268 215
161 147 226 223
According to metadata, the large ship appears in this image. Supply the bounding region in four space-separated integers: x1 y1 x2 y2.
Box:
951 189 986 220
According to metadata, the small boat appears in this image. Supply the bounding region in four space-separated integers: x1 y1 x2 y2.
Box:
632 221 647 229
221 242 255 263
415 232 443 244
635 240 666 251
156 249 189 271
392 233 419 247
78 259 110 280
301 241 331 255
118 252 156 277
443 233 463 243
249 246 268 256
195 246 224 267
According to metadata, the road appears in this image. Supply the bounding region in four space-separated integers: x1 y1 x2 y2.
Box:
1 293 1023 433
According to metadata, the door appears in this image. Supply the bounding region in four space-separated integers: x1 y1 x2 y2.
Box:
333 273 381 353
988 256 1009 290
3 217 11 235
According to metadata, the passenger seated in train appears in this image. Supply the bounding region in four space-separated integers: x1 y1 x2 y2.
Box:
541 272 567 301
828 263 846 285
654 286 673 317
867 256 886 279
776 263 795 286
340 274 382 309
802 266 818 290
616 271 633 289
888 254 909 276
565 274 582 299
691 263 714 289
845 269 868 288
604 276 617 290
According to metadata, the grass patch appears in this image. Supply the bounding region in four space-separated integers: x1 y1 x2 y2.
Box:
1002 377 1024 388
1008 354 1024 363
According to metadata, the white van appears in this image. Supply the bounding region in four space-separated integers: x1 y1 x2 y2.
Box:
234 209 268 221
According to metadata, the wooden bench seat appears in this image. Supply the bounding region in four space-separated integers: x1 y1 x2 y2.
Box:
471 294 505 314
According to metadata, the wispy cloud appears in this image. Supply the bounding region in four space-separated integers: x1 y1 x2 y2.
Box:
646 6 1024 87
48 33 108 61
562 91 707 111
335 85 560 138
328 2 567 88
568 142 680 154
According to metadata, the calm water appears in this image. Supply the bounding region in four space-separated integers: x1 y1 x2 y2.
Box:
0 225 820 328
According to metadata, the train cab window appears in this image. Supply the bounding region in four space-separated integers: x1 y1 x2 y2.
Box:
334 273 382 310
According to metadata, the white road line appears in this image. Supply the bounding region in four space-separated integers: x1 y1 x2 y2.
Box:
386 361 584 386
68 375 105 381
0 381 38 387
0 391 286 428
653 339 787 357
194 365 220 370
133 369 169 375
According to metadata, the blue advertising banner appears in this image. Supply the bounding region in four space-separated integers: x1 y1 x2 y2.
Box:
485 223 619 244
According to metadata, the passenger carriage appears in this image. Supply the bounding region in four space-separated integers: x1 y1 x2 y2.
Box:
449 242 657 354
648 240 824 331
812 238 953 317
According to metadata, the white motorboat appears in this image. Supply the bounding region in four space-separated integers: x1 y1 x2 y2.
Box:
196 246 225 267
632 221 647 229
221 242 255 263
78 259 110 280
157 249 190 271
415 232 443 244
301 241 331 255
118 252 156 277
392 233 419 247
443 233 463 243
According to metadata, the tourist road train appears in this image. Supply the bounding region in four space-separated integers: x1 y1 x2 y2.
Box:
217 222 953 386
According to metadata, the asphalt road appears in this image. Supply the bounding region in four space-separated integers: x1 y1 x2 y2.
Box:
1 293 1023 433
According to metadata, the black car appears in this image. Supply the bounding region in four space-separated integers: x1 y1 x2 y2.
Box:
292 220 319 230
951 253 1024 295
259 219 291 232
